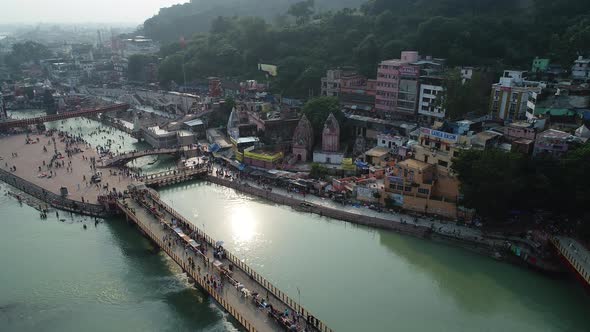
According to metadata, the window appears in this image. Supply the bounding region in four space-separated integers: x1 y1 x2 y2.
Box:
404 186 412 192
494 90 500 98
435 142 441 150
453 150 460 157
382 140 386 144
445 145 450 151
438 160 449 167
424 89 432 94
396 185 404 191
418 188 429 195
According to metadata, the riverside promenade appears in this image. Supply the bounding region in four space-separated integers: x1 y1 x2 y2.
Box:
119 188 332 332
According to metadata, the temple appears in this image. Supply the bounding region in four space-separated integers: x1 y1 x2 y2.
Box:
313 113 344 165
291 115 314 162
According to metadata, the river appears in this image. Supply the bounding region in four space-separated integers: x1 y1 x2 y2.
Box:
0 114 589 332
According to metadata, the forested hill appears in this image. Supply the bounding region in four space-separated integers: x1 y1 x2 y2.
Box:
152 0 590 97
143 0 365 41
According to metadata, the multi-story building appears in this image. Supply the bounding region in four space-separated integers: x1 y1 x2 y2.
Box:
533 129 573 158
417 76 445 124
375 51 421 120
412 127 472 172
572 56 590 79
376 52 445 121
339 73 376 113
381 158 460 219
489 70 545 121
321 69 356 97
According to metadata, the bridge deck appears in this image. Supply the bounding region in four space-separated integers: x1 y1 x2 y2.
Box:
119 191 331 332
100 146 200 167
553 236 590 286
0 103 129 129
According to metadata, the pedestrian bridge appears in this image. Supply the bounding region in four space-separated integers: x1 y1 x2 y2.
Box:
0 103 129 129
552 236 590 289
117 188 333 332
142 166 208 187
100 146 201 167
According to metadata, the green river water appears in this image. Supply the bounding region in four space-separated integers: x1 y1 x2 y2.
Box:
0 113 589 332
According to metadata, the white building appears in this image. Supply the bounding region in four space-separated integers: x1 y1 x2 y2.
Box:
490 70 545 121
572 56 590 79
418 82 445 123
142 126 178 148
376 133 408 153
321 69 343 97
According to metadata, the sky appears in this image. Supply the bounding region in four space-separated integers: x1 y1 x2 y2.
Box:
0 0 187 24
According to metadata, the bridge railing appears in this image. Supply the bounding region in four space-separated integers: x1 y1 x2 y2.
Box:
118 201 257 331
552 237 590 285
0 168 109 217
148 192 333 332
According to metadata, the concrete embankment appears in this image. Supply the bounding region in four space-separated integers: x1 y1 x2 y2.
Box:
0 168 112 218
206 175 430 238
205 175 563 273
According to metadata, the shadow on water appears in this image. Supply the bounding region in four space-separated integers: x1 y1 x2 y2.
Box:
376 230 590 325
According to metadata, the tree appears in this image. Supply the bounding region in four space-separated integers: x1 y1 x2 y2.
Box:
452 149 529 221
436 69 491 120
287 0 315 25
5 41 52 70
310 163 328 179
302 96 341 141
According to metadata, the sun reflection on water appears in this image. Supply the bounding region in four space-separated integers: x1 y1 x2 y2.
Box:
231 205 257 243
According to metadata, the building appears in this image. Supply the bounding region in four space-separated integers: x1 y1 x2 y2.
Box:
142 126 178 148
183 118 205 139
489 70 545 121
572 56 590 79
313 113 344 165
364 147 390 166
242 147 284 169
413 127 472 172
375 51 421 120
533 129 573 158
503 121 538 141
417 76 445 124
382 158 459 219
339 73 376 114
292 115 314 162
321 69 356 97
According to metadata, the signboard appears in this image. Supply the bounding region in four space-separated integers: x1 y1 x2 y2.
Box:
258 64 278 77
400 66 419 77
388 176 404 184
420 128 459 143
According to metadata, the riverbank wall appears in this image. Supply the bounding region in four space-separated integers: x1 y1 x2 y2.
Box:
0 168 113 218
206 175 430 238
204 175 564 274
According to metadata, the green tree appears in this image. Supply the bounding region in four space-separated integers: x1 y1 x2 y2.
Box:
310 162 328 179
287 0 315 25
5 41 52 70
452 149 529 221
436 69 491 120
302 96 341 140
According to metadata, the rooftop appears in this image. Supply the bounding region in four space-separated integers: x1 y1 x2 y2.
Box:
398 158 432 172
184 119 204 127
365 146 390 158
538 129 571 139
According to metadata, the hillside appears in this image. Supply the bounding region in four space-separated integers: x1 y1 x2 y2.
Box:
143 0 365 41
151 0 590 98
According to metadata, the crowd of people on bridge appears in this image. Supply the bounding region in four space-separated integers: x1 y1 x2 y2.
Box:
125 188 320 332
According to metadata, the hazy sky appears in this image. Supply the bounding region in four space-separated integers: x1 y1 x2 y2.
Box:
0 0 187 24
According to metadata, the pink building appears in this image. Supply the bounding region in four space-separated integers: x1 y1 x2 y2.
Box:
375 51 421 120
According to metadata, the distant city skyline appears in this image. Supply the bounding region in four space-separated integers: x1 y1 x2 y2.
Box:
0 0 187 24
